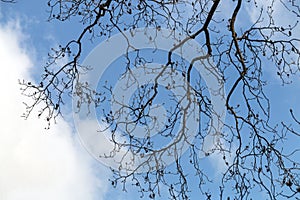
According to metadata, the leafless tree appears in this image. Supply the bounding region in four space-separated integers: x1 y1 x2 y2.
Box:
20 0 300 199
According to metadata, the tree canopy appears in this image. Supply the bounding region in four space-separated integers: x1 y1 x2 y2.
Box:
18 0 300 199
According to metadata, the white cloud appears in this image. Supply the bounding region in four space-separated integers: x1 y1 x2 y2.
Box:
0 20 108 200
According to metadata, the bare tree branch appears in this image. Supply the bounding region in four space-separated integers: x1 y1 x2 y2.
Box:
20 0 300 199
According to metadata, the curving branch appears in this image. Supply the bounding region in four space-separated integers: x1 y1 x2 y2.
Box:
20 0 300 199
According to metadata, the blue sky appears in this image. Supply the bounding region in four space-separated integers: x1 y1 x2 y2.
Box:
0 2 110 200
0 1 299 200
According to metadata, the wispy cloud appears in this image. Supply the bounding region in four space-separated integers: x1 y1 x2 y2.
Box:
0 20 108 200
